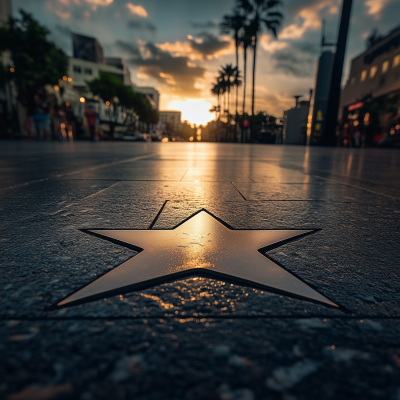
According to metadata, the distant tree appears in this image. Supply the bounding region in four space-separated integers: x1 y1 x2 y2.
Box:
180 120 196 140
218 64 236 118
209 105 220 120
239 24 253 142
366 29 383 49
87 72 125 137
220 10 246 134
0 10 68 111
211 79 226 121
87 71 153 136
236 0 283 142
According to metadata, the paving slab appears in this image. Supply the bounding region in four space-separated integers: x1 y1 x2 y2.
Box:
1 142 400 399
1 318 400 400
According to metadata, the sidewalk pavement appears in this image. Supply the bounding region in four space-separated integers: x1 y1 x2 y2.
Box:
1 142 400 400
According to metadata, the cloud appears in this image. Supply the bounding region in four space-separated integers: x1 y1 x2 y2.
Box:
56 0 113 4
191 21 216 28
47 0 114 19
126 3 148 18
128 20 157 32
280 0 335 39
46 2 71 19
258 93 295 116
365 0 390 19
81 0 113 4
260 35 289 53
129 41 206 97
155 33 232 61
188 32 231 59
55 24 72 35
271 44 318 77
115 40 142 58
156 41 194 57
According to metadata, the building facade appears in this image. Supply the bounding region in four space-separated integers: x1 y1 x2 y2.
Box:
72 33 104 64
283 100 310 145
339 25 400 146
68 57 132 89
157 111 182 134
341 26 400 112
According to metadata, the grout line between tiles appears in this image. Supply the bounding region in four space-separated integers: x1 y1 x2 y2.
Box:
79 182 120 201
313 174 400 200
0 153 157 191
231 182 247 201
180 170 188 181
1 315 400 321
148 200 169 229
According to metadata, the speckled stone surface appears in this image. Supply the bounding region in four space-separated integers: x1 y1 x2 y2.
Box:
1 142 400 400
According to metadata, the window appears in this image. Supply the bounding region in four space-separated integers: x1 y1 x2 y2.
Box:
370 66 377 78
361 70 367 82
393 54 400 68
73 65 82 73
382 60 389 74
84 68 92 75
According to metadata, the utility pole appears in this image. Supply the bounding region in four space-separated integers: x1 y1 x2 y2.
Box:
322 0 353 146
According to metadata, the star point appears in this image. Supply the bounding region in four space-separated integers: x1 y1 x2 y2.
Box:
58 211 337 309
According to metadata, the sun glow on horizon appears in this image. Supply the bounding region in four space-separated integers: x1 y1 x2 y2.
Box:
166 99 214 126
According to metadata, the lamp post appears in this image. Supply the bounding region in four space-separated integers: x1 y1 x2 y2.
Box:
322 0 353 146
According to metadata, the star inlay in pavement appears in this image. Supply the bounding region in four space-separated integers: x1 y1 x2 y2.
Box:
58 211 337 308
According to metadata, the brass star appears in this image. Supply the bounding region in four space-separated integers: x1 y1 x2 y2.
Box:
58 211 337 308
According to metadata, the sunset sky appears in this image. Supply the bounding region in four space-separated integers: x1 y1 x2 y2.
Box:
12 0 400 125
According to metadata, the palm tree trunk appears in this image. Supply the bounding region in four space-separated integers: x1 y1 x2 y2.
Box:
235 41 239 143
242 46 247 143
222 93 225 142
250 35 257 143
227 88 230 120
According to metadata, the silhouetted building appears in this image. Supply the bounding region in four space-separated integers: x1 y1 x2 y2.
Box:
340 25 400 119
72 33 105 64
158 111 181 133
283 100 310 145
307 51 335 145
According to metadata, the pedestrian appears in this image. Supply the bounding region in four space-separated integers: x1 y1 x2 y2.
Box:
353 130 361 147
24 115 33 138
64 103 76 140
53 105 66 141
84 104 98 141
34 96 50 140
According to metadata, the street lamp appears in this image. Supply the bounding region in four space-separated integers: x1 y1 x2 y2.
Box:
80 97 85 103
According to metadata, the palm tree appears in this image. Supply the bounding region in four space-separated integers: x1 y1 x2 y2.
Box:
232 67 242 141
218 64 236 122
240 24 253 142
209 105 220 120
237 0 283 142
211 82 222 120
220 10 246 136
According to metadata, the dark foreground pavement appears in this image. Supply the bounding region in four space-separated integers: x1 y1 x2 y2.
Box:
1 142 400 400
